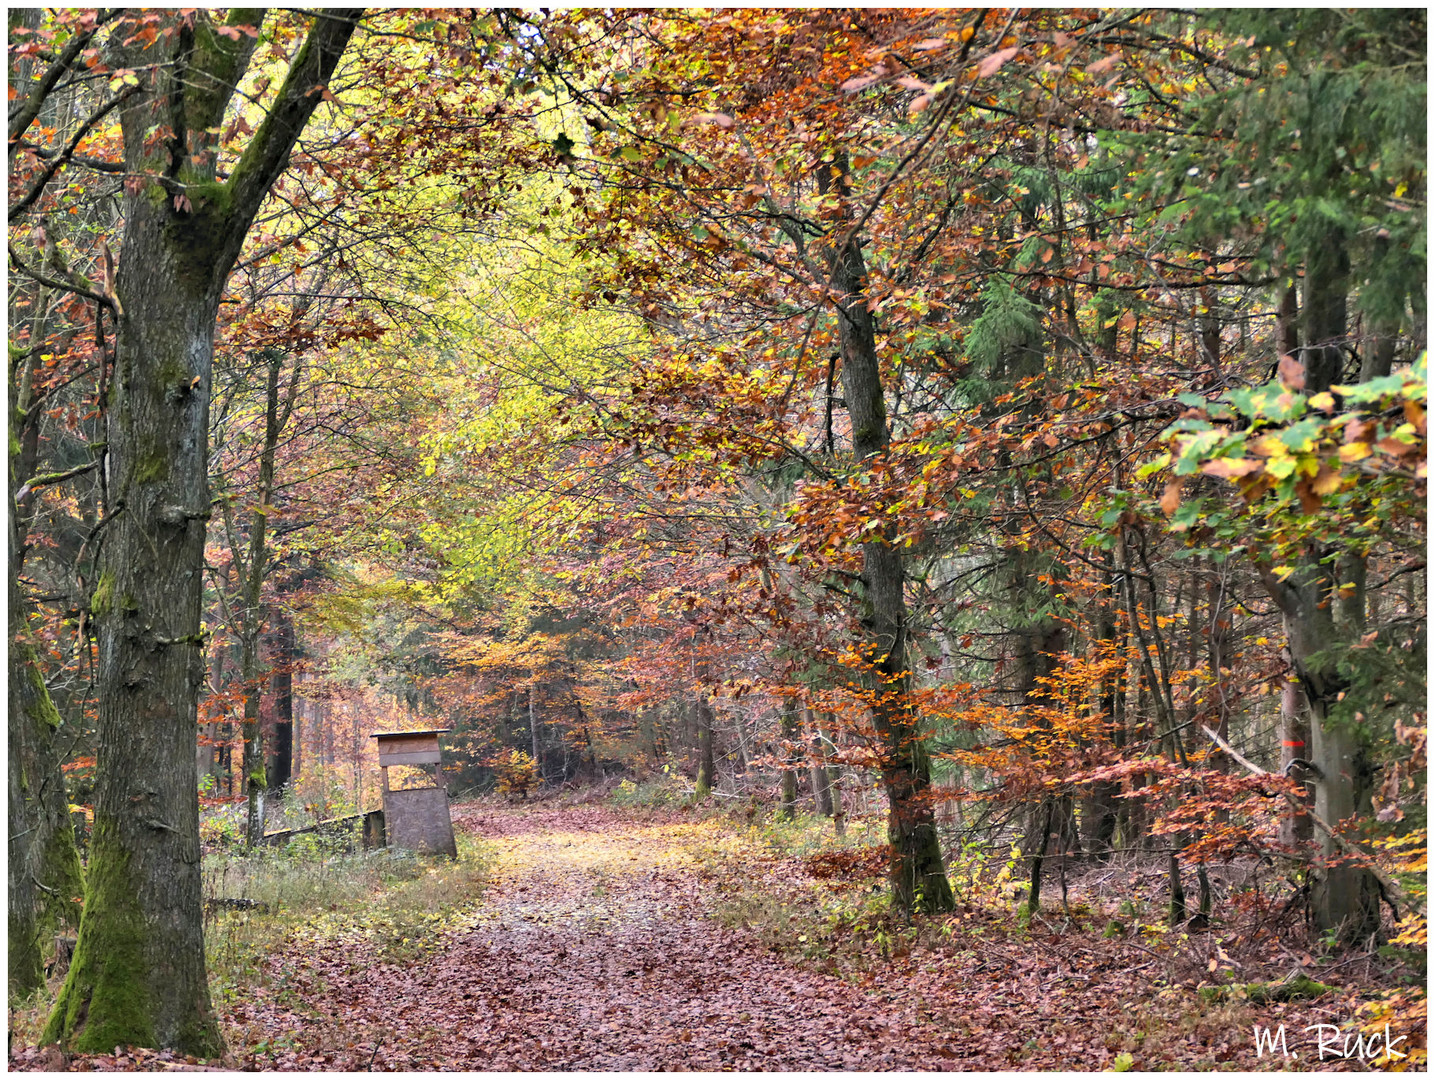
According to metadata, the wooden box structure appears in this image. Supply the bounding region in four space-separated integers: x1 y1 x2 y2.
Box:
371 729 457 858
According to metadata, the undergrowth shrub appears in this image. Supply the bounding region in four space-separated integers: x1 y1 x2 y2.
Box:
495 749 539 799
609 770 689 808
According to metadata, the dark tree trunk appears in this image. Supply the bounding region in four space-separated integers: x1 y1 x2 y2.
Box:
8 639 86 996
42 10 361 1052
778 698 799 820
694 696 716 799
819 151 953 915
8 95 87 992
267 607 296 792
1080 563 1123 857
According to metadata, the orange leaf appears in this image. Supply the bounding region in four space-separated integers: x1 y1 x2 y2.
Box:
1200 457 1262 479
1160 479 1182 516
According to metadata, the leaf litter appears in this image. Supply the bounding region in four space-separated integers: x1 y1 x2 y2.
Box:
10 802 1421 1070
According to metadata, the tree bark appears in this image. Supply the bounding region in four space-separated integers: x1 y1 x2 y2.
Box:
43 10 361 1052
778 698 799 820
1256 226 1381 943
819 151 953 914
8 97 87 993
694 696 716 799
804 707 835 817
266 606 296 791
8 639 86 996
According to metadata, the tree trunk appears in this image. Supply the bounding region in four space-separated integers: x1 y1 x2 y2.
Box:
266 607 295 792
43 10 361 1052
1278 678 1315 846
9 640 86 997
529 679 541 781
1257 227 1381 943
778 698 799 820
8 310 85 997
805 707 834 817
819 151 953 915
239 347 286 844
1080 563 1123 856
694 696 716 799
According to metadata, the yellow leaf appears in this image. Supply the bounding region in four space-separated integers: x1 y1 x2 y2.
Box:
1338 442 1370 463
1311 465 1342 495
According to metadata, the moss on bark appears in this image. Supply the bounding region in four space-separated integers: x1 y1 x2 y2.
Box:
43 818 158 1053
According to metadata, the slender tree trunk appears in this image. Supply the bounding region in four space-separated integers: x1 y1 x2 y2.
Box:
805 707 834 817
9 338 85 996
1278 678 1315 846
1080 562 1123 856
528 679 545 784
1259 228 1381 943
266 606 295 791
694 696 716 799
240 348 285 844
819 151 953 914
778 698 799 820
44 11 361 1051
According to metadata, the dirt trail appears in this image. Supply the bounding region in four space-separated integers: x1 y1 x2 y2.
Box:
12 803 1372 1070
226 804 968 1070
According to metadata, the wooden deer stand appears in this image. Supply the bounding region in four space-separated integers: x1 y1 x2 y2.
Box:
370 729 458 858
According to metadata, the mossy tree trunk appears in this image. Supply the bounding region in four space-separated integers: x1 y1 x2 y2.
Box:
40 9 362 1052
8 638 87 997
8 25 87 992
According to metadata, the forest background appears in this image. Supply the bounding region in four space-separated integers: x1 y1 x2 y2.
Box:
7 6 1426 1060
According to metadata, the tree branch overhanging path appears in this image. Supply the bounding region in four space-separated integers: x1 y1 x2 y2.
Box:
7 6 1425 1070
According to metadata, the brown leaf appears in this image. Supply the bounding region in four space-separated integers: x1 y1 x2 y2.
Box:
1311 463 1342 495
1159 479 1182 516
1403 399 1426 434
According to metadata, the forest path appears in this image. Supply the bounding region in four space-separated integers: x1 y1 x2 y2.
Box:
226 802 979 1070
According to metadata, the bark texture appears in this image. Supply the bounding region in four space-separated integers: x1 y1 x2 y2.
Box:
820 153 953 914
43 9 362 1051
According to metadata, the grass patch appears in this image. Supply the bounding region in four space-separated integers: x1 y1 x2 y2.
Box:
7 830 494 1051
205 830 492 1002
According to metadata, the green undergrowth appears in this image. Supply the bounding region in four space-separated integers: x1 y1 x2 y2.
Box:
205 831 493 1008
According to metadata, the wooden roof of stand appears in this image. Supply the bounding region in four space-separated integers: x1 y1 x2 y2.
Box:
370 729 451 740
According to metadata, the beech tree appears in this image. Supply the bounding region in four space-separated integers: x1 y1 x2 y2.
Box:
10 8 363 1052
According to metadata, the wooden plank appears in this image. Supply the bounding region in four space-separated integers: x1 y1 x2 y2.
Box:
373 733 438 756
379 749 442 766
